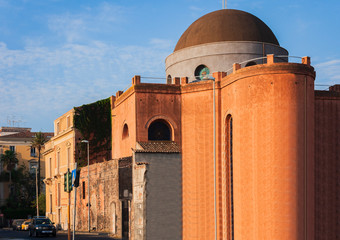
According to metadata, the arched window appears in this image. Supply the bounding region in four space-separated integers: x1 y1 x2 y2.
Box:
194 64 210 80
122 124 129 140
225 115 234 240
245 61 256 67
167 75 172 84
148 119 171 141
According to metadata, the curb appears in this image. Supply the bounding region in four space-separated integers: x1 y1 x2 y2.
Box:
58 230 111 236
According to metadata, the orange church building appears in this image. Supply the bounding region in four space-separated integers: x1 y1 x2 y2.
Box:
109 9 339 240
45 9 339 240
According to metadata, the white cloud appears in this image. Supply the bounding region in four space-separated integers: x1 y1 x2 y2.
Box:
0 0 9 7
48 15 85 43
228 0 264 9
149 38 174 50
189 6 202 12
0 38 172 131
315 59 340 68
315 59 340 85
46 3 126 44
96 2 123 23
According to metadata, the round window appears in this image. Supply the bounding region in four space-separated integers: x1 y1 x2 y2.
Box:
194 65 210 80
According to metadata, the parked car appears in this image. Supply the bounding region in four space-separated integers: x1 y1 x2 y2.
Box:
12 219 25 231
21 219 32 231
28 217 56 237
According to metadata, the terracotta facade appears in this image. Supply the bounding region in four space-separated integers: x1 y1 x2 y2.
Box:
108 55 334 240
180 58 316 239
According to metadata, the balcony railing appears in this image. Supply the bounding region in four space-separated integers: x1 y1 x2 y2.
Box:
224 55 305 75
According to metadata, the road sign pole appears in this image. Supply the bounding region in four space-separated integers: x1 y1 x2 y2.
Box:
72 163 77 240
67 168 71 240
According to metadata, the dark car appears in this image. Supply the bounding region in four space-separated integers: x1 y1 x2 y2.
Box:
12 219 25 231
28 217 56 237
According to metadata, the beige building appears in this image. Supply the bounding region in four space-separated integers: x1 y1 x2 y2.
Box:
44 101 122 237
43 109 78 229
0 127 53 206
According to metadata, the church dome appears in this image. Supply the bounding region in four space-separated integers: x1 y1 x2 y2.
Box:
174 9 279 52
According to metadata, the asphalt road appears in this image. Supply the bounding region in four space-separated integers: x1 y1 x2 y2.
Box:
0 228 121 240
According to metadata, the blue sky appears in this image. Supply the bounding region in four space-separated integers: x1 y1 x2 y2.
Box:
0 0 339 132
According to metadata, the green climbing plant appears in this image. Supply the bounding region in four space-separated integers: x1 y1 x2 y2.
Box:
73 98 112 167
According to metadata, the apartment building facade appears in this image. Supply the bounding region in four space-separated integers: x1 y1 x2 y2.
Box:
0 127 52 206
43 109 77 229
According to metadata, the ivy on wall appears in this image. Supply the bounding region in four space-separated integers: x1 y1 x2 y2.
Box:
73 98 111 167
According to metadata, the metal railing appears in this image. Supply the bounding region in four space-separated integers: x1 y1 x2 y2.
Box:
315 84 332 91
224 55 303 75
187 55 305 81
117 55 308 90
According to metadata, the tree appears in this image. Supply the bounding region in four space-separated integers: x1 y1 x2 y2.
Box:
31 132 47 196
1 164 37 219
7 164 36 208
31 193 46 216
0 150 18 182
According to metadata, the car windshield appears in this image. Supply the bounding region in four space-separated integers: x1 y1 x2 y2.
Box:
36 219 52 225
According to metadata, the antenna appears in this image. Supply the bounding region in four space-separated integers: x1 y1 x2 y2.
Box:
6 115 25 127
222 0 227 9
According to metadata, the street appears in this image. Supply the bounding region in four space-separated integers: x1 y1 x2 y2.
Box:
0 228 120 240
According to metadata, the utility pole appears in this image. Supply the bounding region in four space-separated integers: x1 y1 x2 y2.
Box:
35 167 39 217
212 77 217 240
81 140 90 232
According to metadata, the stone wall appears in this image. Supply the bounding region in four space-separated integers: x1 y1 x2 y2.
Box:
76 159 121 238
131 163 146 240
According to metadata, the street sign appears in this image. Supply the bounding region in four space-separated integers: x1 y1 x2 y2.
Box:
71 168 80 187
71 169 76 187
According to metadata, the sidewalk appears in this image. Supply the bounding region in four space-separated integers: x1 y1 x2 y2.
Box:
57 230 124 239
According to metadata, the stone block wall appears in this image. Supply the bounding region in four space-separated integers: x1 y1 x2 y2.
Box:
76 159 121 238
